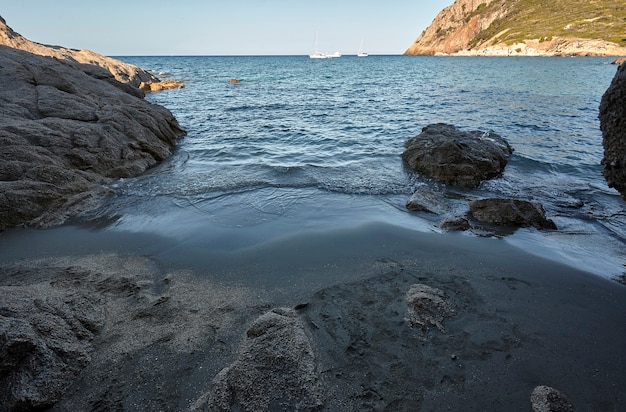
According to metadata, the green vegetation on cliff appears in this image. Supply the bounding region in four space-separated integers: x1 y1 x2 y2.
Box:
471 0 626 48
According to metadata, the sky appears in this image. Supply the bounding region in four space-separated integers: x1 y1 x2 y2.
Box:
1 1 453 56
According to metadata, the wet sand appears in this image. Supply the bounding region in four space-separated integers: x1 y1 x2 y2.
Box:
1 222 625 410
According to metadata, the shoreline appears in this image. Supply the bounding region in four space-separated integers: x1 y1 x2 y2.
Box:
1 220 625 410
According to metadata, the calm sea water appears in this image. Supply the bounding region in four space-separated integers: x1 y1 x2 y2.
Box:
4 56 626 280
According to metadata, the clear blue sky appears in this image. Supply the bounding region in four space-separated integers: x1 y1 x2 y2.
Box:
2 1 453 56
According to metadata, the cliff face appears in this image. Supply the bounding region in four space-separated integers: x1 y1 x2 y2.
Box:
405 0 626 56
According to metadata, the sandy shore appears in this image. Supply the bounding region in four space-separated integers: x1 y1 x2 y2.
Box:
1 222 624 411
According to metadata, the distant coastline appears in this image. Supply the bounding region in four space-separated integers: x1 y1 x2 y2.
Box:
405 0 626 57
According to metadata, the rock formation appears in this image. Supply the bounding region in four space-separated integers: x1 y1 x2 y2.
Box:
469 198 557 229
0 45 185 230
405 0 626 56
599 63 626 201
0 274 104 411
530 386 575 412
0 15 182 90
405 284 455 333
402 123 513 188
192 308 325 411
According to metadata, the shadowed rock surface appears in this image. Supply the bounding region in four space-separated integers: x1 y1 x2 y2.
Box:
402 123 513 188
469 198 557 230
531 386 575 412
600 62 626 201
0 271 104 411
0 45 185 230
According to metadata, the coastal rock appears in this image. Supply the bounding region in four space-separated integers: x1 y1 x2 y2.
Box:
0 16 182 90
0 269 105 411
405 0 626 57
192 308 325 411
530 386 575 412
440 217 471 231
612 57 626 65
139 79 185 92
599 62 626 201
406 185 446 214
402 123 513 188
469 198 557 230
0 45 185 230
405 284 455 333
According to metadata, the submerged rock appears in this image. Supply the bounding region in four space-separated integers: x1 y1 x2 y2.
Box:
530 385 575 412
469 198 557 230
192 308 325 411
599 62 626 201
0 45 185 230
402 123 513 188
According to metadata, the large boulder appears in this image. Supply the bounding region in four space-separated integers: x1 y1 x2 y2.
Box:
402 123 513 188
469 198 557 230
0 45 186 230
599 63 626 200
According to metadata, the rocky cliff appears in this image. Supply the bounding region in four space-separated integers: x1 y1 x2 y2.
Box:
405 0 626 56
0 15 182 90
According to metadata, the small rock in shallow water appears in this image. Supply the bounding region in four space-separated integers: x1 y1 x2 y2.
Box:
469 198 557 230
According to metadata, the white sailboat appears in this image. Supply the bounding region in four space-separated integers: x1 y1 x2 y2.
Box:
309 33 341 59
309 33 328 59
357 40 368 57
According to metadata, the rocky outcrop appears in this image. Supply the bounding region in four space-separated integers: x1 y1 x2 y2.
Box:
469 198 557 230
405 0 508 55
192 308 325 411
402 123 513 188
531 386 575 412
0 45 185 230
0 16 182 90
599 63 626 201
405 0 626 57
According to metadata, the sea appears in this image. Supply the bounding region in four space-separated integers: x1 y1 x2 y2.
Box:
1 55 625 286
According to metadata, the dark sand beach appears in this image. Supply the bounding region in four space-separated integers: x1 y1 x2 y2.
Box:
2 222 625 410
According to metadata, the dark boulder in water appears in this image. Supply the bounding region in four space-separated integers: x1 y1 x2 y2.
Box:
469 198 557 230
599 62 626 201
402 123 513 188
